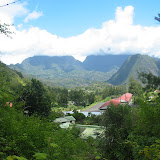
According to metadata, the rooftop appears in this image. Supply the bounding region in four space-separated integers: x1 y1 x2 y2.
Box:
54 116 76 123
99 93 133 110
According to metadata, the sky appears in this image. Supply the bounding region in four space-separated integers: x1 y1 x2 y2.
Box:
0 0 160 64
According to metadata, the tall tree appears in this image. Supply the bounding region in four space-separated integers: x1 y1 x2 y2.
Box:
128 76 143 96
57 88 68 107
138 72 160 91
22 79 51 116
101 105 133 160
69 89 86 106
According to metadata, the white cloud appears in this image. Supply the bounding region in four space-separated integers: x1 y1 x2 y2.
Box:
1 5 160 65
0 0 28 24
115 6 134 25
24 10 43 23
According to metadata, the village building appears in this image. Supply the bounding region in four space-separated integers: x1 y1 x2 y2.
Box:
117 93 133 105
99 99 120 110
54 116 76 124
99 93 133 110
54 116 76 128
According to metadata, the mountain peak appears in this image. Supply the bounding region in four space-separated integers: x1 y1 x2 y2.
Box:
108 54 160 85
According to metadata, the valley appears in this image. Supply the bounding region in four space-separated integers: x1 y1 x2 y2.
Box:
1 54 160 159
1 1 160 159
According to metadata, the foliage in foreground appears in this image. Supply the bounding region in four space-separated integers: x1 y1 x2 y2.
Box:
0 104 101 160
100 96 160 160
101 105 133 160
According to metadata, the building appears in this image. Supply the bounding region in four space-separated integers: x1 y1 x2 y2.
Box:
117 93 133 105
99 93 133 110
54 116 76 128
99 99 120 110
54 116 76 124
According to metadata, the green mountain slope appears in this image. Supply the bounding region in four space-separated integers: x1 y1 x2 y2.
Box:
0 61 24 101
19 56 83 72
108 54 160 85
9 56 117 88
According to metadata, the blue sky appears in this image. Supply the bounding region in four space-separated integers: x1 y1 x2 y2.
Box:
0 0 160 64
15 0 160 37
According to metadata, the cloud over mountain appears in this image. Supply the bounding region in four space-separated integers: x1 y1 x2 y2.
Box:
0 4 160 65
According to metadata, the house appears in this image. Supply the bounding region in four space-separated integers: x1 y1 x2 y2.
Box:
99 93 133 110
117 93 133 105
54 116 76 124
54 116 76 128
99 99 120 110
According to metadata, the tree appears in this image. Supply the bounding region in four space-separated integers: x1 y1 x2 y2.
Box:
101 104 133 160
22 79 51 116
69 89 86 106
138 72 160 91
57 88 68 107
128 76 143 96
155 13 160 22
86 92 95 105
0 23 12 37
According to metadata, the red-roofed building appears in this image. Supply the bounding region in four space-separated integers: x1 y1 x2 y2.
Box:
117 93 133 104
99 99 120 110
99 93 133 110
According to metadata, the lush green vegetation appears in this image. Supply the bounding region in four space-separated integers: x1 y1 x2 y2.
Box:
2 17 160 160
2 56 160 160
0 104 102 160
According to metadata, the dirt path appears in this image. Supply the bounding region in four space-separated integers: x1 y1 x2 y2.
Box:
82 102 105 112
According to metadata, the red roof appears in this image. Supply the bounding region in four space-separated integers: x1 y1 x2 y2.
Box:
117 93 132 102
100 99 120 109
99 93 133 110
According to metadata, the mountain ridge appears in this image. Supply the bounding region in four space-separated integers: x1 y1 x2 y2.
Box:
108 54 160 85
9 55 123 87
9 54 160 87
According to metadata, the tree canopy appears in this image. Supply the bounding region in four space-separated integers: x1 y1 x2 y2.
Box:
138 72 160 91
22 78 52 116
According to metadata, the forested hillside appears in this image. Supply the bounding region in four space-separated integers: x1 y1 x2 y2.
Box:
0 61 24 103
9 54 160 87
9 55 129 88
108 54 160 85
